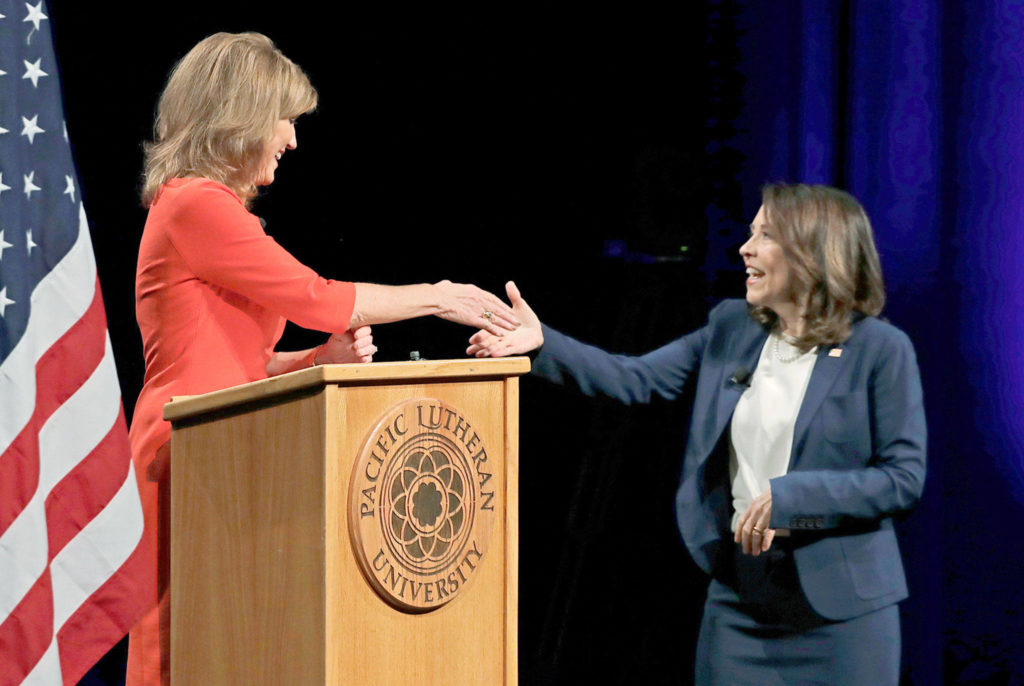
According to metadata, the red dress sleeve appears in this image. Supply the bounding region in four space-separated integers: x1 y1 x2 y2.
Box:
162 179 356 334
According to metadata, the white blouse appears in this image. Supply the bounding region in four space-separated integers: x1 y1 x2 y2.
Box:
729 333 817 532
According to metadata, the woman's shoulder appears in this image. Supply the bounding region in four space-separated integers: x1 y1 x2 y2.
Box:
151 177 250 223
850 314 917 356
697 299 765 349
707 298 756 325
708 298 749 321
147 177 259 246
157 177 244 206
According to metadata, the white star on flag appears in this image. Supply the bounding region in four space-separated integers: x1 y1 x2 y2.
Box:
21 114 44 144
0 286 14 317
0 173 10 197
26 228 37 255
23 171 40 199
0 124 8 135
0 230 11 261
0 67 6 76
23 2 47 31
22 58 47 87
64 175 75 202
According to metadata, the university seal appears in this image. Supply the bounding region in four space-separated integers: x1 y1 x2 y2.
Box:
349 398 496 612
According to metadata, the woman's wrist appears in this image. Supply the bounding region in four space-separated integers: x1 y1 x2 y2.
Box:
310 343 327 367
429 281 449 316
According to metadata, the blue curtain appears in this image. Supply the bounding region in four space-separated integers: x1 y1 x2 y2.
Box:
726 1 1024 682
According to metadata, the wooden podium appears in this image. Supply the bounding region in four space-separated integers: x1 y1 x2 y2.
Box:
163 358 529 685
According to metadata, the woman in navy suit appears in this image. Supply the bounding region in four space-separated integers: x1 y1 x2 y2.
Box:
468 183 926 685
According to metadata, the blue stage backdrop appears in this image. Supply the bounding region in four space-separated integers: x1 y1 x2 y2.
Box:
722 1 1024 683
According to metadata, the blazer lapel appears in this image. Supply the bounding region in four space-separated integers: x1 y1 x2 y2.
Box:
712 327 768 445
789 343 848 469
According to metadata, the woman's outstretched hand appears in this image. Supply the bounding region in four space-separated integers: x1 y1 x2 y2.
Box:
466 281 543 357
434 280 521 336
315 326 377 364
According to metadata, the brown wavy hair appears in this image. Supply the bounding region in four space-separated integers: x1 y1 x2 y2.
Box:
141 32 317 207
750 183 886 348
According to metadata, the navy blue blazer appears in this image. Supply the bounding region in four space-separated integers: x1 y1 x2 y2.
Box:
533 299 926 621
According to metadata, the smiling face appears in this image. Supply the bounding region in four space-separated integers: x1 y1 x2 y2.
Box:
740 204 804 333
254 118 297 186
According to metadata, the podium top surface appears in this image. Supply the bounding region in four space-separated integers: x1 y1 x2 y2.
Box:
163 357 530 422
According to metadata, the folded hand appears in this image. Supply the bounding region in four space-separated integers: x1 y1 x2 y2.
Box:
316 326 376 364
734 489 775 556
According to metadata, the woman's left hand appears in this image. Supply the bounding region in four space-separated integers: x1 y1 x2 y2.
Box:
315 326 376 364
735 489 775 556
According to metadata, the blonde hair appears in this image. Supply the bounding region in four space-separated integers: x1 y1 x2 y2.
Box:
751 183 886 348
141 32 317 206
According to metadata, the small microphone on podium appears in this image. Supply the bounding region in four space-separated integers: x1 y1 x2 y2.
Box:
729 367 752 390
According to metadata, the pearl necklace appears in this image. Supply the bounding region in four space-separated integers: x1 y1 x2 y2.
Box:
772 333 806 363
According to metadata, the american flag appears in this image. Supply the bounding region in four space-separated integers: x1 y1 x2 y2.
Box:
0 2 149 684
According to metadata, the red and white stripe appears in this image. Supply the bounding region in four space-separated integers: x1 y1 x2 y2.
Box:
0 207 148 685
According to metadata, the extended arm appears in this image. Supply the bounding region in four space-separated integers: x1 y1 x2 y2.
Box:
350 281 518 336
167 182 518 337
469 282 706 405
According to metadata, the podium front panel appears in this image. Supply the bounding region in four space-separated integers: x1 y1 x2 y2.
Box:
169 360 523 685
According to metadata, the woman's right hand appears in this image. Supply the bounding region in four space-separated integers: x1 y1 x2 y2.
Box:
466 281 543 357
315 326 377 364
433 280 520 336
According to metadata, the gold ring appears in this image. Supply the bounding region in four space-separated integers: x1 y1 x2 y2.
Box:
482 311 493 320
751 527 764 535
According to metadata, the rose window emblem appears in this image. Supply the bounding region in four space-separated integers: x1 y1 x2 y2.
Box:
390 449 466 563
381 434 474 575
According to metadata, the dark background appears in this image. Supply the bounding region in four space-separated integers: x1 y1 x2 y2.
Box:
45 2 1024 684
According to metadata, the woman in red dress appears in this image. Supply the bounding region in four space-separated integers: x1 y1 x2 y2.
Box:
126 32 517 686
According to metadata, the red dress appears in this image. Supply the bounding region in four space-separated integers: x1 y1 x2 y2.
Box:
125 178 355 685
